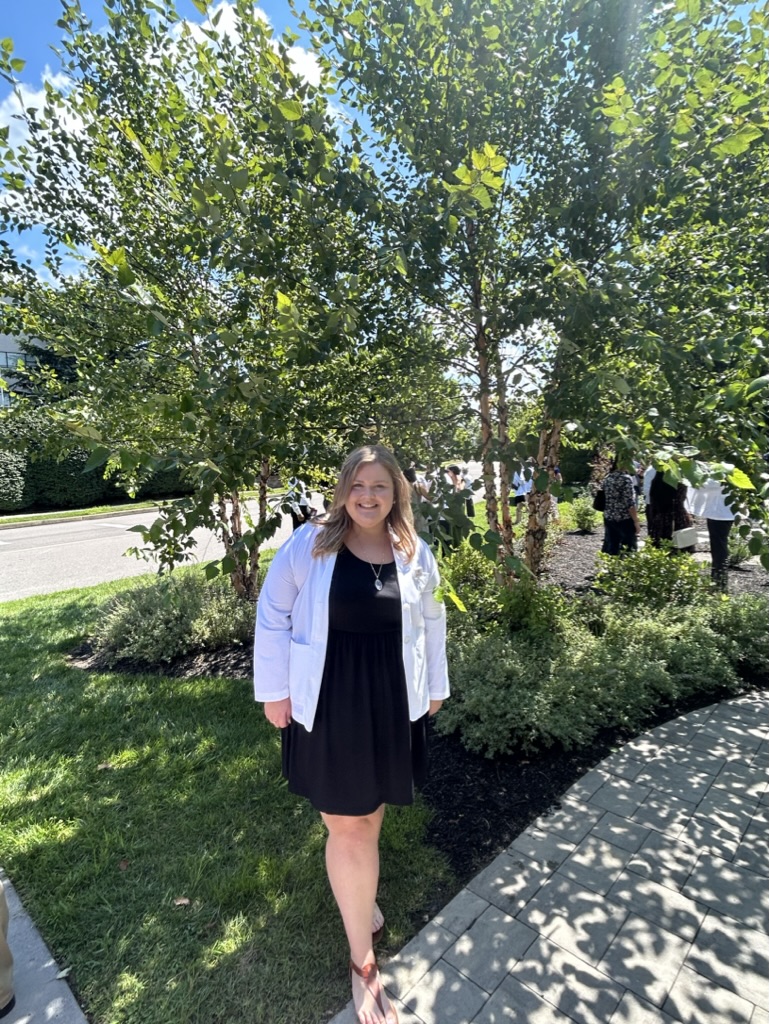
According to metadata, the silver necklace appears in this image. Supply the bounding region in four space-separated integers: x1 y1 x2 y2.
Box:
370 562 384 591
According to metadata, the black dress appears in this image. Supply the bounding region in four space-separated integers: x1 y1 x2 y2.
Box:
282 546 429 816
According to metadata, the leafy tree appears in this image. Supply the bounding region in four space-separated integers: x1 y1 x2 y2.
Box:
303 0 769 572
0 0 445 596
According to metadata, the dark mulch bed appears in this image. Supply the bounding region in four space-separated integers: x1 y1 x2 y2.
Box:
542 516 769 598
70 526 768 909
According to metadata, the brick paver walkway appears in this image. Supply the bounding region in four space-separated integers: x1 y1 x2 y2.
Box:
332 692 769 1024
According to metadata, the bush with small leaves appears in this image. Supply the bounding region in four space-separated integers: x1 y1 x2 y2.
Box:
727 531 752 567
594 545 710 611
91 572 254 668
706 594 769 678
441 542 501 629
438 625 563 756
571 496 601 534
498 576 570 640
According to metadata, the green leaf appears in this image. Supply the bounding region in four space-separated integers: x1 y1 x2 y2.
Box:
727 468 754 490
190 0 208 13
746 375 769 398
83 446 111 471
470 184 492 209
277 100 303 121
117 261 136 286
713 124 763 158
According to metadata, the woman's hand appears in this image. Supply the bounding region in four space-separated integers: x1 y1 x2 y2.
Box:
428 699 444 717
264 698 293 728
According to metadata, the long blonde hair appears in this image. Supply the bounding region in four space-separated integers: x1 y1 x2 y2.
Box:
312 445 418 561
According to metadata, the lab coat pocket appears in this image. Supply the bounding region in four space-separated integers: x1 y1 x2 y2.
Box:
288 639 313 696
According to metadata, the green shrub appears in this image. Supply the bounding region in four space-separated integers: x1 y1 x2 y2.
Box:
727 531 752 567
601 605 738 704
556 446 593 485
0 449 28 511
91 572 254 668
594 545 710 610
0 407 119 511
137 465 195 499
440 590 754 758
28 449 120 509
571 591 609 636
570 496 601 534
707 594 769 677
498 576 570 640
439 626 563 756
441 543 501 628
551 622 675 741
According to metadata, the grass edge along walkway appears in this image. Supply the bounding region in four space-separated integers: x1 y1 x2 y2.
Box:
0 579 453 1024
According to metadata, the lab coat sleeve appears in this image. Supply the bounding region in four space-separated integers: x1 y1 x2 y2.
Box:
421 548 450 701
253 534 301 703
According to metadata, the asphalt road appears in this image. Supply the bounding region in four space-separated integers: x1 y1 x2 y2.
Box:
0 506 294 603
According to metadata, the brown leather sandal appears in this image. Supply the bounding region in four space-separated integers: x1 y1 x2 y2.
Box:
350 959 398 1024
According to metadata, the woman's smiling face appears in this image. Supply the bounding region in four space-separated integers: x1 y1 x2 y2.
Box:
344 461 395 533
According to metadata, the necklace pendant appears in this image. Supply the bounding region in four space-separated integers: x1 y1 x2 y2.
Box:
374 579 383 591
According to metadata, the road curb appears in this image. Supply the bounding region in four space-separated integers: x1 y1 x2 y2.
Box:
0 507 157 531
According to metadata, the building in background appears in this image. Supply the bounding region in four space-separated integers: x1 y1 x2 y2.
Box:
0 330 37 408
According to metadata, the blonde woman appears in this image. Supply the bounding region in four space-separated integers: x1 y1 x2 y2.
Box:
254 445 449 1024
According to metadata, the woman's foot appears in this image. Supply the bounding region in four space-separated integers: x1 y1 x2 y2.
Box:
372 902 385 943
350 960 398 1024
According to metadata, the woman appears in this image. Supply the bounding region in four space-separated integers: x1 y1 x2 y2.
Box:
602 459 641 555
647 471 694 551
254 445 449 1024
687 476 735 590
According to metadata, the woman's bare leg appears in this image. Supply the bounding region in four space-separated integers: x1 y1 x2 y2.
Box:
321 806 396 1024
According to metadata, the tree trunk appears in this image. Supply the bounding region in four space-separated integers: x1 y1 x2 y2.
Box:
216 486 261 602
473 283 500 539
493 345 514 556
523 418 563 574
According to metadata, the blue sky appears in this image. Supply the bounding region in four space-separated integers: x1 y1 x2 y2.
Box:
1 1 300 82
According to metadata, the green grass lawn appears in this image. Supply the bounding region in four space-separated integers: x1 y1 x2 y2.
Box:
0 581 452 1024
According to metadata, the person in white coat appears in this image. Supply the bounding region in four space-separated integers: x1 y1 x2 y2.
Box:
254 445 449 1024
687 477 736 590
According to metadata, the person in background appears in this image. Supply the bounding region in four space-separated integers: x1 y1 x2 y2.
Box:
647 471 695 551
404 466 429 535
447 465 475 519
687 477 736 590
0 879 14 1021
602 459 642 555
254 445 449 1024
632 461 641 496
511 462 531 525
287 478 316 531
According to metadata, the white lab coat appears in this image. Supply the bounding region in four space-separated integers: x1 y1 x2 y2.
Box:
253 523 450 731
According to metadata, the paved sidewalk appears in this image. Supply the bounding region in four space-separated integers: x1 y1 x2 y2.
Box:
332 692 769 1024
0 870 88 1024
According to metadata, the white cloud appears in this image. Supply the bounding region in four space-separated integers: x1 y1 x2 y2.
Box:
287 45 321 86
0 64 80 150
180 2 321 87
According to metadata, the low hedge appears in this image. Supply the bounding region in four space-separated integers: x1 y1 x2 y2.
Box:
0 407 193 512
438 543 769 757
